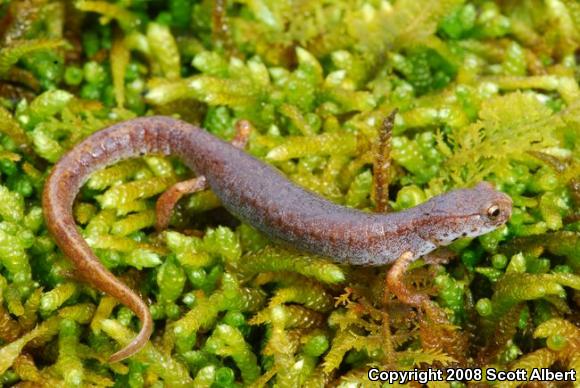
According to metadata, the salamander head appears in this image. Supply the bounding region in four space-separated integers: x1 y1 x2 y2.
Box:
418 182 512 246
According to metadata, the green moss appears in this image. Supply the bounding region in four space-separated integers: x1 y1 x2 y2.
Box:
0 0 578 385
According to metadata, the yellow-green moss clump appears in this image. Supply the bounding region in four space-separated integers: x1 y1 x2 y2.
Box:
0 0 578 386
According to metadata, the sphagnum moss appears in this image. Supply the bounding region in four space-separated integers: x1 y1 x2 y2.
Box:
0 0 578 386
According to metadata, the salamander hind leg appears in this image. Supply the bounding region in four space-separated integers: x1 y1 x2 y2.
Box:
231 119 252 149
154 119 252 230
155 176 208 230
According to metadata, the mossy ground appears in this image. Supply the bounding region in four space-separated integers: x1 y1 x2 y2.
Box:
0 0 579 387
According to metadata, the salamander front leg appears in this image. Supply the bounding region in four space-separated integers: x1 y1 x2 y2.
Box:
155 120 252 230
385 251 428 307
386 251 448 324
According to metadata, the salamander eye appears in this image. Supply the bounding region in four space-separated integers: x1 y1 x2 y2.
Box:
487 205 501 219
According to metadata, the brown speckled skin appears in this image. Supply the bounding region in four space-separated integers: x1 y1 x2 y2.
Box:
43 116 513 361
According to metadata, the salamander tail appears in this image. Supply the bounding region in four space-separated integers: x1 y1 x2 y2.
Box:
108 301 154 363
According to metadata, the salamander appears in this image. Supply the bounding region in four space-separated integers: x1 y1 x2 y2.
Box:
42 116 512 362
